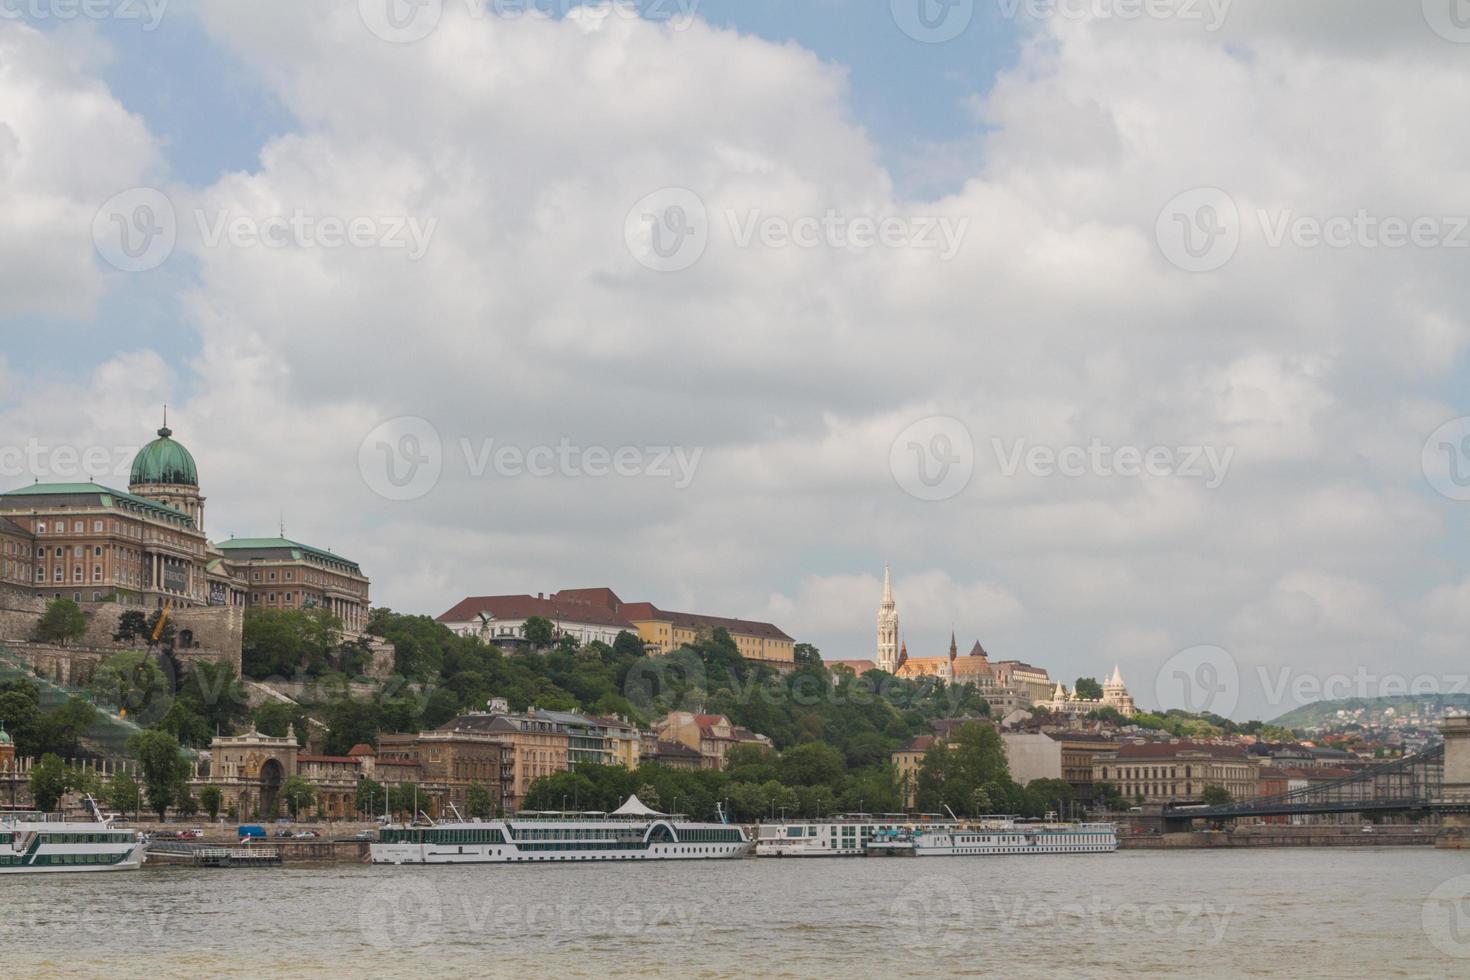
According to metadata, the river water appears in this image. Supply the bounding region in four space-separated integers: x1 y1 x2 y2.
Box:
4 849 1468 977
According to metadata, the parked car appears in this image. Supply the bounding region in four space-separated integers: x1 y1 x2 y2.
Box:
274 829 294 839
353 830 376 841
293 831 319 839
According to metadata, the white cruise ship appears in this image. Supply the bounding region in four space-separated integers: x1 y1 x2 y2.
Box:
0 799 147 874
755 814 1116 857
371 795 752 866
755 815 954 857
913 816 1117 856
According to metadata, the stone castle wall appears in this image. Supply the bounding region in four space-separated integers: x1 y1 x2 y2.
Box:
0 595 243 681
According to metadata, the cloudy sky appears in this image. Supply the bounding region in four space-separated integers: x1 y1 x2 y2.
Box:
3 0 1470 720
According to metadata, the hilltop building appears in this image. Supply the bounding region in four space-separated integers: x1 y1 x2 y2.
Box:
1040 667 1138 718
439 586 795 669
0 417 370 630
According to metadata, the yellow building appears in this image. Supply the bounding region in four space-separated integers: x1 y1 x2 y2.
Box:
892 734 938 809
653 712 773 770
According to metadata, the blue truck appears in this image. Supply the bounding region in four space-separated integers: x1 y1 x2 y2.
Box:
237 825 267 842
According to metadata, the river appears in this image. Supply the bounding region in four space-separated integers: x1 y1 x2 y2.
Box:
4 849 1468 977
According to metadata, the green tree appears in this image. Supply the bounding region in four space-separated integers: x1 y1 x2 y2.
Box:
130 728 185 820
523 616 555 647
112 610 150 645
280 775 318 819
613 631 646 659
778 742 845 787
105 772 142 815
1074 677 1104 700
33 697 98 758
35 598 87 646
90 651 172 721
355 777 386 818
199 785 223 822
466 783 494 819
1201 785 1233 806
174 779 199 818
144 608 177 649
793 642 821 666
29 753 71 811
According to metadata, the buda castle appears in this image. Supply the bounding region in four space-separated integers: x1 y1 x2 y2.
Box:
0 418 370 634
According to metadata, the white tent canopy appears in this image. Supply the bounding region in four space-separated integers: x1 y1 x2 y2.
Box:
610 795 666 817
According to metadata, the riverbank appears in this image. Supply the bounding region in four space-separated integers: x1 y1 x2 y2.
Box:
1120 825 1435 848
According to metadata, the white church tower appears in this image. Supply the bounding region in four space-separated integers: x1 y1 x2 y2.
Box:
877 564 900 672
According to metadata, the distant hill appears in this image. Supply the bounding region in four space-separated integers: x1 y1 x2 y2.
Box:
1269 693 1470 729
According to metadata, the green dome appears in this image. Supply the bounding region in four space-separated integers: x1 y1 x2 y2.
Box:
130 426 198 487
0 728 11 745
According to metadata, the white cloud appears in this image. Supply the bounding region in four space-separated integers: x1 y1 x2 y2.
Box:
6 3 1470 718
0 22 160 320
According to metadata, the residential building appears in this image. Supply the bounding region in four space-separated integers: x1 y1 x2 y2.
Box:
648 739 703 771
1003 730 1118 792
653 711 773 770
376 730 510 817
594 715 645 769
893 734 936 809
435 708 571 812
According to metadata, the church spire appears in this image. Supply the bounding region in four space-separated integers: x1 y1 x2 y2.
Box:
883 563 892 602
948 631 957 661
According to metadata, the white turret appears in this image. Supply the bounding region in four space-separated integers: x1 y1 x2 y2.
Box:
876 564 900 673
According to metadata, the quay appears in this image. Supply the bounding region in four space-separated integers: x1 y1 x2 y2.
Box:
1120 825 1435 849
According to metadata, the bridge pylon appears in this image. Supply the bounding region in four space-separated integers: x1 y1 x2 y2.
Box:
1437 717 1470 848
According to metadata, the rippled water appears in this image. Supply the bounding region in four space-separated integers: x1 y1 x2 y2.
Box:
4 849 1468 978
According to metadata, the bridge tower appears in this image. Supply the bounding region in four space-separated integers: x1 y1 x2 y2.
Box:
1438 717 1470 846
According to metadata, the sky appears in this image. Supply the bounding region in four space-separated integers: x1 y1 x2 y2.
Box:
3 0 1470 721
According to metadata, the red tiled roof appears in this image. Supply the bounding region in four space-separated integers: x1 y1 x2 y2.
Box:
347 744 376 757
897 735 936 753
551 588 625 612
825 659 879 673
437 594 635 629
1111 741 1248 760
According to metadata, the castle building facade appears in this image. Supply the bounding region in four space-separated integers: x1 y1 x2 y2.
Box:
0 419 371 633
